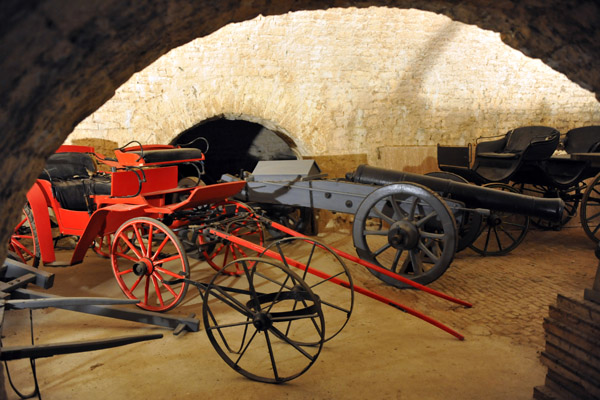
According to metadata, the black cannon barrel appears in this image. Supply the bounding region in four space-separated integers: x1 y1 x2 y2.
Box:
347 164 564 222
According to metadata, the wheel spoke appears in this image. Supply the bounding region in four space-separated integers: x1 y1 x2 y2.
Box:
119 234 143 259
151 275 164 306
372 206 396 225
154 266 186 279
133 223 147 256
418 240 440 262
270 326 317 361
409 251 422 274
415 211 438 227
492 226 503 252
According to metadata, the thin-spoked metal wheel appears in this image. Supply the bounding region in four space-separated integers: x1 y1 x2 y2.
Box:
202 257 325 383
259 236 353 343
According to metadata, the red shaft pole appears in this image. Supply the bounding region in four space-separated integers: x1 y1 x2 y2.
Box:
265 220 472 308
208 228 465 340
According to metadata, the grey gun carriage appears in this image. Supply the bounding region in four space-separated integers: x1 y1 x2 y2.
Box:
222 160 565 289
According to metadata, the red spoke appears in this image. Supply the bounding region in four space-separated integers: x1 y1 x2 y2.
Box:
118 232 142 259
13 234 33 240
146 225 154 257
151 235 170 261
153 254 181 265
133 223 147 256
117 267 134 277
151 275 164 306
144 276 150 305
114 251 139 262
154 266 186 279
130 274 143 292
154 271 177 296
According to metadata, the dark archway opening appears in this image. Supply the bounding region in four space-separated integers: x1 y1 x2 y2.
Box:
171 118 297 184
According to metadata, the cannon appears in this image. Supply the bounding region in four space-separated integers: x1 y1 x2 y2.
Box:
224 160 564 288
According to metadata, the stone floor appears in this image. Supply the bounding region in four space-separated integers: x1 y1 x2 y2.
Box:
1 223 597 400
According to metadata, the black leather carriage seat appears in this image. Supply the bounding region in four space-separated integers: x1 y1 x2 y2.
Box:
563 126 600 154
39 152 111 211
471 126 560 183
538 126 600 188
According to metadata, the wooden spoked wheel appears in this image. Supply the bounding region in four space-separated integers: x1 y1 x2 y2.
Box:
468 183 530 256
111 217 189 312
93 233 132 258
259 236 354 343
352 183 457 288
199 200 264 275
581 173 600 242
9 204 40 267
202 257 324 383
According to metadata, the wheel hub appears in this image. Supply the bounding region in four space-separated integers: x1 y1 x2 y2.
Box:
388 220 420 250
252 312 273 331
133 258 154 276
487 214 503 227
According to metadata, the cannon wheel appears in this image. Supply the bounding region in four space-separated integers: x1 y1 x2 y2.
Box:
425 171 483 252
9 204 40 267
199 200 264 275
203 257 325 383
352 182 457 288
111 217 189 312
468 183 530 256
515 183 581 230
260 236 353 343
580 173 600 242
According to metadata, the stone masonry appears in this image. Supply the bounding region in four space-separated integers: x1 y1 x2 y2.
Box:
66 8 600 174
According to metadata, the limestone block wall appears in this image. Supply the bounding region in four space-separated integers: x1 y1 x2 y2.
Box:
67 7 600 174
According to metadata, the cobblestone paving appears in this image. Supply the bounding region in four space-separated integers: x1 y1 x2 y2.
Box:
322 224 597 350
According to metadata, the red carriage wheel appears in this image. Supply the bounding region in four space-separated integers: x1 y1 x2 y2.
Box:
111 217 189 312
9 204 40 267
92 234 112 258
93 233 131 258
199 200 264 275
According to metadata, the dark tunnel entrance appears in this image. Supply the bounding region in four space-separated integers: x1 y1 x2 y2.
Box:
171 118 297 184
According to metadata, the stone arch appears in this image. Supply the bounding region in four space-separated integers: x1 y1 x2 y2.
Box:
170 115 300 184
1 0 599 256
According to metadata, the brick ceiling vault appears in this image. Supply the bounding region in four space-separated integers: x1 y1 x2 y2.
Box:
0 0 598 258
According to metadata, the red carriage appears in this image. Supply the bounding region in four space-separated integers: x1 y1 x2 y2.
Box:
8 141 472 383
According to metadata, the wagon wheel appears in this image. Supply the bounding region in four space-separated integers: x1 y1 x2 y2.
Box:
111 217 189 312
259 236 353 343
515 183 581 230
580 173 600 243
202 257 324 383
9 204 40 267
199 200 264 275
93 233 134 258
352 183 458 288
425 171 483 252
468 183 529 256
